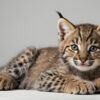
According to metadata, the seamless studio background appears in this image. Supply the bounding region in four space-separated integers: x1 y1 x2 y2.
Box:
0 0 100 66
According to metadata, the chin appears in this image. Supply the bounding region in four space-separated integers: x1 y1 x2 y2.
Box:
73 65 94 71
69 59 99 72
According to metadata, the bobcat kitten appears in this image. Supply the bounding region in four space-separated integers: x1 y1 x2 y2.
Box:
0 12 100 94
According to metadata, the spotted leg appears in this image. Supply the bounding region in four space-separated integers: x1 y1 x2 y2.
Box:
33 70 96 94
0 46 37 90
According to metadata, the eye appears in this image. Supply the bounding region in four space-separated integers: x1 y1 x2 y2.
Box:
89 46 98 52
71 44 78 51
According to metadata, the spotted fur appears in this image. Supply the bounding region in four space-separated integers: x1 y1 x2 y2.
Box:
0 12 100 94
0 46 37 90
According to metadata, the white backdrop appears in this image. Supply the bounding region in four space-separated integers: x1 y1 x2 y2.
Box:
0 0 100 65
0 0 100 99
0 90 100 100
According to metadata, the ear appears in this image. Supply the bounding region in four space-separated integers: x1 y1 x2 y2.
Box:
97 26 100 35
57 12 75 41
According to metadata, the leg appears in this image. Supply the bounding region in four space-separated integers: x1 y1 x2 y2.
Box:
33 70 96 94
93 78 100 92
0 46 37 90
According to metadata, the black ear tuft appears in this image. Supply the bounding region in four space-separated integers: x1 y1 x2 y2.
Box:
56 11 64 18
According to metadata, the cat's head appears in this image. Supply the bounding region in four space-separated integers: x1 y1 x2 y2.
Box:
57 11 100 71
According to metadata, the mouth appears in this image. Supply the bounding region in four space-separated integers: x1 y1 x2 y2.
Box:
73 63 93 71
69 59 96 71
68 58 96 71
73 60 94 68
80 64 90 67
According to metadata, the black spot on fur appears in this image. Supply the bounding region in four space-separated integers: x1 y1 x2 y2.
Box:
14 69 19 75
13 64 17 68
21 56 24 58
42 82 47 87
58 87 62 91
18 62 23 67
26 52 30 56
40 77 43 81
18 73 25 81
59 77 62 80
8 70 12 73
48 88 55 92
47 73 53 76
23 59 27 63
47 82 52 89
57 80 60 83
61 82 64 85
52 77 56 81
54 81 59 86
62 79 65 83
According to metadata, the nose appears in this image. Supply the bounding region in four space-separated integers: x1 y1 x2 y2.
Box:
80 57 87 64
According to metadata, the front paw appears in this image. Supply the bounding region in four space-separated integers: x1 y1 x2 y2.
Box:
0 73 18 90
65 80 96 94
94 79 100 92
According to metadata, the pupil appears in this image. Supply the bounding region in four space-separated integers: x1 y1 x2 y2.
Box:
90 46 97 51
71 44 78 50
92 47 94 50
74 46 76 49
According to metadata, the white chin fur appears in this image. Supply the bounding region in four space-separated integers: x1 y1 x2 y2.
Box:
69 59 98 71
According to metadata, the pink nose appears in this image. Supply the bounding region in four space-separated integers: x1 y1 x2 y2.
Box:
80 58 86 63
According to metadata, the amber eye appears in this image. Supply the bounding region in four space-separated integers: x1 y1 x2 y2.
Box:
71 44 78 51
89 46 98 52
